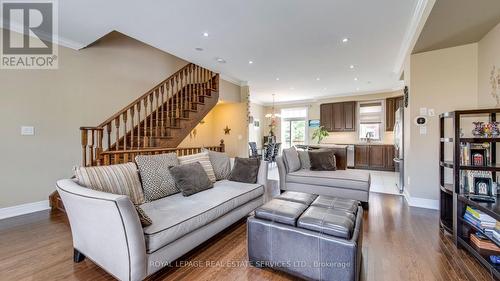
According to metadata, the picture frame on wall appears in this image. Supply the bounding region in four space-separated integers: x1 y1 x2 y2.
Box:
309 119 320 128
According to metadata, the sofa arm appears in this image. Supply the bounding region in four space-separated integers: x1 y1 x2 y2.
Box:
276 156 287 191
56 179 147 281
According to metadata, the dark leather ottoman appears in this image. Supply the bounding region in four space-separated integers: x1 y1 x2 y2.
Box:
248 192 363 281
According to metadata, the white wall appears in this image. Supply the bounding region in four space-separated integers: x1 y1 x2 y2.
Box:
478 22 500 108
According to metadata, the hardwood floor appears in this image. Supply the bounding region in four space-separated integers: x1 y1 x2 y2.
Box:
0 193 496 281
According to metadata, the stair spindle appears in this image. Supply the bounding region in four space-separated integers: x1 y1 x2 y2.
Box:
114 117 120 150
122 112 128 150
155 89 159 137
170 79 174 126
130 106 135 149
96 129 103 166
89 130 95 165
136 102 141 149
149 93 154 140
143 97 148 148
106 123 112 150
160 85 165 136
81 129 88 166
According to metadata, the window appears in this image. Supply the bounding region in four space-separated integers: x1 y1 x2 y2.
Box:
281 108 307 149
358 101 383 141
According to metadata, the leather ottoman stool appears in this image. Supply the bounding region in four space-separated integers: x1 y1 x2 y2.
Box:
247 192 363 281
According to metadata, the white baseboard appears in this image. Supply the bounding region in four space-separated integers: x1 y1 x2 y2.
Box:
0 200 50 220
403 190 439 210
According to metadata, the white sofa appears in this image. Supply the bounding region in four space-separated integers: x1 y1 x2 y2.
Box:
56 160 268 281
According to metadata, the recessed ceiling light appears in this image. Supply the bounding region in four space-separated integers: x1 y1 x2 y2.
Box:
356 87 360 91
354 77 358 81
349 65 355 69
248 60 253 64
342 38 349 43
203 32 209 37
276 78 280 81
195 47 204 51
215 57 226 63
323 88 327 91
316 78 320 81
290 87 295 90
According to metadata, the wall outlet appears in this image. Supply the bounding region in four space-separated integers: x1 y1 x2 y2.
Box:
21 126 35 136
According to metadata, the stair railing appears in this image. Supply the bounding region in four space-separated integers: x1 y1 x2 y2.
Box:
80 63 218 166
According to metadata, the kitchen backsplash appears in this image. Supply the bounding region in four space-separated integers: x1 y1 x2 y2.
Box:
318 131 394 145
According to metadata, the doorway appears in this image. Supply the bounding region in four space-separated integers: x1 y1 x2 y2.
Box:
281 108 307 149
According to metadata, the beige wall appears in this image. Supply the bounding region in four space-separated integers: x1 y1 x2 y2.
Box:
0 30 236 208
263 91 402 146
406 43 479 201
478 22 500 107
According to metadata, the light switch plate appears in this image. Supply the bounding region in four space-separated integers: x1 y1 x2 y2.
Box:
21 126 35 136
420 107 427 116
428 109 435 116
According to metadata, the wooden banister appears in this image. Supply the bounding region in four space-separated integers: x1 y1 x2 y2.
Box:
79 63 219 167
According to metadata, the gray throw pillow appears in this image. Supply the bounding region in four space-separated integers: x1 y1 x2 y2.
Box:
135 153 179 201
229 157 260 183
309 149 336 171
298 150 311 170
282 147 301 172
169 162 213 196
202 148 231 180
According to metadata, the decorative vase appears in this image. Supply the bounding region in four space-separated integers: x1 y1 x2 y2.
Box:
472 122 484 137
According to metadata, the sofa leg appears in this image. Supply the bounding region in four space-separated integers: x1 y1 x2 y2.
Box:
361 202 369 210
73 249 86 263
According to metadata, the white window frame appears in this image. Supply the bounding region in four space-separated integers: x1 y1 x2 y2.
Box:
281 107 309 148
357 100 385 142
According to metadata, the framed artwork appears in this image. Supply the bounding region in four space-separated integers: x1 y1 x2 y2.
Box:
309 119 320 128
254 120 260 128
473 176 493 196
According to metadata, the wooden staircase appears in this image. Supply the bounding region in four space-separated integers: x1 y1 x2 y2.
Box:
80 63 222 167
50 63 224 212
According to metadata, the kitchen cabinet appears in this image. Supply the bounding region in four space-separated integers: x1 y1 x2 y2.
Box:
320 104 333 131
386 96 404 131
354 145 370 168
320 101 356 132
354 144 395 171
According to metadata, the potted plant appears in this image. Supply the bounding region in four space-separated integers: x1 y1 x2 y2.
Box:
312 126 329 144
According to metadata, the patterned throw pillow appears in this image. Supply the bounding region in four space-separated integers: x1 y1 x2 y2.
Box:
178 152 216 182
135 206 152 227
202 148 231 180
135 153 180 201
74 162 145 205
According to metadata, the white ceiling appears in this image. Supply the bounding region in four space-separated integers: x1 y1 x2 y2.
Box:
34 0 423 104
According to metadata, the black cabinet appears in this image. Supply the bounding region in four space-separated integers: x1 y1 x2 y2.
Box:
320 101 356 132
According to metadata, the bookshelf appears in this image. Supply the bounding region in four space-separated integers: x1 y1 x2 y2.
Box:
439 108 500 279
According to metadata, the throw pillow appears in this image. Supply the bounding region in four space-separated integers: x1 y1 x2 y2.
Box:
229 157 260 183
169 162 214 196
282 147 301 172
135 206 152 227
202 148 231 180
74 162 145 205
298 150 311 170
309 149 337 171
135 153 179 201
178 152 216 182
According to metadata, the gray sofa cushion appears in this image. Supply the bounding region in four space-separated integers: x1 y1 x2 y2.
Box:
276 191 318 205
169 162 213 196
309 149 336 171
203 149 231 180
282 147 301 172
255 199 308 226
297 150 311 170
311 196 359 214
229 157 260 183
286 169 371 192
297 206 356 239
135 153 179 201
141 180 263 253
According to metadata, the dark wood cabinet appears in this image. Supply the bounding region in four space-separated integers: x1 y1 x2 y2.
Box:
386 96 403 131
354 145 370 168
355 144 395 171
320 101 356 132
368 145 386 169
320 103 333 131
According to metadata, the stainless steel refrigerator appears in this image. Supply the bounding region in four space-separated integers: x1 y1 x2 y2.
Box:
394 107 404 193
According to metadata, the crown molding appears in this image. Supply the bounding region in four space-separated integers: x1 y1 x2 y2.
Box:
392 0 436 77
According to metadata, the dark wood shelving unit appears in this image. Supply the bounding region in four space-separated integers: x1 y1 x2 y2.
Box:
440 108 500 280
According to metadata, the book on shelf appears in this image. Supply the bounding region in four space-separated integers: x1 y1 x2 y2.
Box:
471 233 500 253
464 206 497 231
